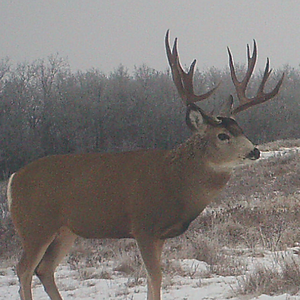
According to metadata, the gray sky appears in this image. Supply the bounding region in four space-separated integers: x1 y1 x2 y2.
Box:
1 0 299 74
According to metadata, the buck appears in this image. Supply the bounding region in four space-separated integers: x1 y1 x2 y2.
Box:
7 30 284 300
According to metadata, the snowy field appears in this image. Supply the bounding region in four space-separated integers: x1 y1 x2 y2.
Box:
1 251 300 299
1 146 300 300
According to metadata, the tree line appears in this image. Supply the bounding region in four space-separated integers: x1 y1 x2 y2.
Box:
0 55 298 179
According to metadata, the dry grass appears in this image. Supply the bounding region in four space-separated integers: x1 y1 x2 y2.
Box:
237 255 300 296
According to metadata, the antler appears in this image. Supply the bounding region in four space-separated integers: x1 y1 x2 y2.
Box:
165 30 220 106
228 40 284 115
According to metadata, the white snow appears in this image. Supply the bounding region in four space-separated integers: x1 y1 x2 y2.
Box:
1 252 300 299
260 147 300 160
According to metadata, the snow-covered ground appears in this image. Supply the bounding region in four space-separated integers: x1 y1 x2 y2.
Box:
1 251 300 299
1 146 299 300
260 147 300 160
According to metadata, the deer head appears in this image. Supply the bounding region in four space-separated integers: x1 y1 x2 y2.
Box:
165 30 284 168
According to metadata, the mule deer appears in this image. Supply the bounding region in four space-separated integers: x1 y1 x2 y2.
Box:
7 31 284 300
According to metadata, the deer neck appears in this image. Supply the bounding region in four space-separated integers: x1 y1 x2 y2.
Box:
166 137 232 213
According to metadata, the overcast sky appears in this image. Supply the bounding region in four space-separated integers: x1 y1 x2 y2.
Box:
1 0 299 74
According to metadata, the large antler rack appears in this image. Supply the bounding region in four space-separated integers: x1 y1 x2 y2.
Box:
165 30 221 106
228 40 285 115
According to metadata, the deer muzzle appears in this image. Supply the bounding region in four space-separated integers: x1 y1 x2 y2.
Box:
246 148 260 160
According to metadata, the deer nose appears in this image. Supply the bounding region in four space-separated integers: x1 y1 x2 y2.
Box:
247 148 260 160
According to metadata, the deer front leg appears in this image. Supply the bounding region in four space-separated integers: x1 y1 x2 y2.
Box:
136 236 165 300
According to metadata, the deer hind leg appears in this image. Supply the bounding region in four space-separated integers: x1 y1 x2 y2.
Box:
35 227 77 300
17 235 56 300
136 236 165 300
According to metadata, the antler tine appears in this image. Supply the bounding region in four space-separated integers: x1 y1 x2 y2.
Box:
165 32 186 103
165 30 220 106
228 40 284 115
228 40 257 106
257 58 284 99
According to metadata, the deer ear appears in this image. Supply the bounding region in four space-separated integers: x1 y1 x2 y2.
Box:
186 104 207 132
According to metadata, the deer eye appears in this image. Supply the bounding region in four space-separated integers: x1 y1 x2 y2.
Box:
218 133 230 141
